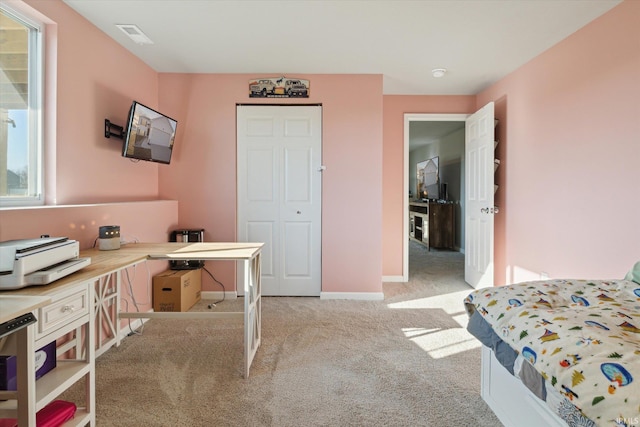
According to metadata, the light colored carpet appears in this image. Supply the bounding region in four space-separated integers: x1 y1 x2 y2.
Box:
63 242 503 426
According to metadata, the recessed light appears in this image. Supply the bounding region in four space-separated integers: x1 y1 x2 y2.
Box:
116 24 154 45
431 68 447 78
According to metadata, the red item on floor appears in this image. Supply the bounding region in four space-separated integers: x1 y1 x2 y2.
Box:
0 399 77 427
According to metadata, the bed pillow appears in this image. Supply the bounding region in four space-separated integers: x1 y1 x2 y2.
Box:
624 260 640 284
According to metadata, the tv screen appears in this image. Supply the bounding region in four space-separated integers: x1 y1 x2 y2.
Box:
122 101 177 164
416 156 439 200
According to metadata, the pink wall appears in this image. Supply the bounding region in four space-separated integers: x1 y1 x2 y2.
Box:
477 0 640 283
4 0 385 296
0 1 180 310
0 201 180 313
382 96 476 277
8 0 636 298
0 201 178 248
158 74 384 294
24 0 161 205
1 0 180 245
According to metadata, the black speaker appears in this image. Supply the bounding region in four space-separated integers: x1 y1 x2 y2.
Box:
169 228 205 270
440 183 448 201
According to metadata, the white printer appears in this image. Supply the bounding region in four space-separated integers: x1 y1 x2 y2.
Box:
0 237 91 290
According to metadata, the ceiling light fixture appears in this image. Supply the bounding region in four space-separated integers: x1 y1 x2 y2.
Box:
115 24 154 45
431 68 447 78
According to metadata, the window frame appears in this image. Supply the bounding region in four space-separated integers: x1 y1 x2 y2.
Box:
0 4 45 207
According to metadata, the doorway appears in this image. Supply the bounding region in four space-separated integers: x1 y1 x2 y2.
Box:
403 114 468 282
403 104 496 288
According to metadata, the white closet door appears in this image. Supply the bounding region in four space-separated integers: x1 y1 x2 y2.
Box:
237 105 322 296
465 102 495 289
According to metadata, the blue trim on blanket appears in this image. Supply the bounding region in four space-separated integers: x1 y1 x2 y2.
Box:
467 309 517 375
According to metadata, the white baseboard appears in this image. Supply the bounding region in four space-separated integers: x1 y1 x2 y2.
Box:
320 292 385 301
382 275 405 282
201 291 237 300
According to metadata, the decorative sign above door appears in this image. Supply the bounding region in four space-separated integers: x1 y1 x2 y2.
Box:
249 76 310 98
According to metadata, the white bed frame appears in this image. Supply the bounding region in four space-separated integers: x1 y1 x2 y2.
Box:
481 346 568 427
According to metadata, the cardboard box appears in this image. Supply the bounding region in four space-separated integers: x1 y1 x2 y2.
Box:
0 340 57 390
153 268 202 312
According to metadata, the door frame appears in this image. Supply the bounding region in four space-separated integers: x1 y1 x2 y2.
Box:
402 113 468 282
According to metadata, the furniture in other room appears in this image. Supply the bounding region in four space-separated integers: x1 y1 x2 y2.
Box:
409 201 455 250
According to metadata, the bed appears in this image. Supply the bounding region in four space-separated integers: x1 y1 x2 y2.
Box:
464 262 640 427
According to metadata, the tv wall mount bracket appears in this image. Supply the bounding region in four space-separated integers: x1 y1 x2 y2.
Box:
104 119 124 139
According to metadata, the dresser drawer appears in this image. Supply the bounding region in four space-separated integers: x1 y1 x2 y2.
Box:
37 287 89 337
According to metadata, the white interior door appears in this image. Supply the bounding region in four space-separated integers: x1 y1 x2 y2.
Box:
465 102 495 288
237 105 322 296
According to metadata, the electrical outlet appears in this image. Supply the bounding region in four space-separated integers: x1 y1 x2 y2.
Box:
540 272 550 280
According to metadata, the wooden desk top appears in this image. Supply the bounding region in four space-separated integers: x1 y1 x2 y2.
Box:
98 242 264 261
0 295 52 323
0 242 263 297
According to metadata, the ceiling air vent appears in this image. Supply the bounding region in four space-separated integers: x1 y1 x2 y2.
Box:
115 24 154 45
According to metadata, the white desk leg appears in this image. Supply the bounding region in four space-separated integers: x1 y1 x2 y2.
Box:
243 252 262 379
16 321 36 426
115 270 122 348
94 272 119 358
86 285 97 426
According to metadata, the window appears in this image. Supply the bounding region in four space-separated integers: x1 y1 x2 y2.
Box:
0 5 43 206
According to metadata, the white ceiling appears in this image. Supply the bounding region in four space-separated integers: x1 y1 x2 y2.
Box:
62 0 621 95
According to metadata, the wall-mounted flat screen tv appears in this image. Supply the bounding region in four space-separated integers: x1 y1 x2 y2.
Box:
416 156 439 200
122 101 177 164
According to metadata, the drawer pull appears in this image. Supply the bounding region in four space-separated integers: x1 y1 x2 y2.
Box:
61 305 75 313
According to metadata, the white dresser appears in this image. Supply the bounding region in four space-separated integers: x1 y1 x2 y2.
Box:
0 281 95 426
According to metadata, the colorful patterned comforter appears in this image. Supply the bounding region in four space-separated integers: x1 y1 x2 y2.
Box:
465 279 640 426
